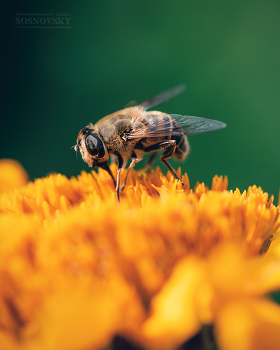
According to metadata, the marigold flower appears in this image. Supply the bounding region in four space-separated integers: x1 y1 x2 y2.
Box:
0 160 280 350
0 159 28 194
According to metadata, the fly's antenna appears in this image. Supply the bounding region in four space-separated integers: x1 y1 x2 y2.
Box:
70 145 79 161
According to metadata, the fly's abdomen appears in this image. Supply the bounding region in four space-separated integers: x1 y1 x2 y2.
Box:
137 113 190 160
143 113 173 144
173 134 189 160
171 119 190 161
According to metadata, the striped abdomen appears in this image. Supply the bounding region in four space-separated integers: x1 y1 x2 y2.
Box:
142 113 190 160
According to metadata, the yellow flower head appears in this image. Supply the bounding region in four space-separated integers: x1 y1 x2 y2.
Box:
0 159 28 194
0 160 280 350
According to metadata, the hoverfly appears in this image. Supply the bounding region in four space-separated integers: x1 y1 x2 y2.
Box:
74 85 226 203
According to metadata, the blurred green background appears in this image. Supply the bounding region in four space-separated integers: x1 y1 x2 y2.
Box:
1 0 280 200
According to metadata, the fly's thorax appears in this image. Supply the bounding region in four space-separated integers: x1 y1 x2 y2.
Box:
96 111 142 155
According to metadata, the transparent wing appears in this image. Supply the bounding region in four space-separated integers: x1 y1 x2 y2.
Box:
170 114 227 135
124 100 138 108
128 114 227 138
139 84 186 110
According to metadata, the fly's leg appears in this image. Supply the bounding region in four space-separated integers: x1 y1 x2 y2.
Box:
121 158 136 192
121 153 143 192
99 162 116 187
110 155 117 164
143 141 184 186
145 151 159 172
160 142 185 185
115 154 124 204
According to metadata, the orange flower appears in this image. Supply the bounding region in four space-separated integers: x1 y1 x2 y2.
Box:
0 160 280 350
0 159 28 194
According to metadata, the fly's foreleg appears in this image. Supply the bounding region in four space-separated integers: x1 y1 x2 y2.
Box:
99 162 116 187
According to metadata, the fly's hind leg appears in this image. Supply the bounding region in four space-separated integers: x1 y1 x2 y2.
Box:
160 142 185 186
143 141 184 186
146 151 158 172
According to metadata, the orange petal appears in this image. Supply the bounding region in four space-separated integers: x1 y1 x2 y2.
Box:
215 298 280 350
141 257 204 350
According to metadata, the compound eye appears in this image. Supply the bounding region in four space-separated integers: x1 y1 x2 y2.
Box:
85 134 105 158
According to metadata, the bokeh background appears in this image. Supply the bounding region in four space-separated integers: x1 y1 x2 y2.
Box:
1 0 280 199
